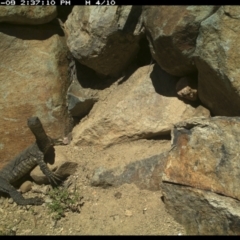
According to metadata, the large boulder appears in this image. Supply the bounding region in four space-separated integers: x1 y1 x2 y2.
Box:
194 6 240 116
143 6 218 76
163 183 240 235
65 6 144 77
72 64 210 148
0 6 57 25
0 23 71 168
162 117 240 234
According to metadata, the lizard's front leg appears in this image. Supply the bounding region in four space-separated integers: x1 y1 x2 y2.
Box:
35 150 62 186
0 176 43 205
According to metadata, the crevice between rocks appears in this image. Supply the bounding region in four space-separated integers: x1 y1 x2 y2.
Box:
162 180 240 203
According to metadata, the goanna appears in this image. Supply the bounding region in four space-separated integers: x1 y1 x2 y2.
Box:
0 117 62 205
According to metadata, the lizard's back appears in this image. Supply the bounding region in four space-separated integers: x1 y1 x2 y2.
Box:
0 143 39 184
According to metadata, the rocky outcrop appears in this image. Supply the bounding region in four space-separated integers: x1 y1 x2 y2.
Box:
0 23 71 168
162 117 240 235
143 6 218 76
194 6 240 116
72 64 210 148
65 6 144 77
0 6 57 25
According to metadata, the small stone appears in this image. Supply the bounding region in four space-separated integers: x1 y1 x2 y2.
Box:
25 205 30 210
143 208 147 214
31 185 42 193
125 210 132 217
111 214 120 221
176 76 198 101
12 202 17 208
20 181 32 193
114 192 122 199
11 226 18 232
42 185 52 195
8 198 14 204
24 229 32 234
45 197 53 203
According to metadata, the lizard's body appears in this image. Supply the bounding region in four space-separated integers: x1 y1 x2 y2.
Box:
0 117 62 205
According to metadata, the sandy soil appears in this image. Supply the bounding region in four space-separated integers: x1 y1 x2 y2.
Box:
0 139 185 235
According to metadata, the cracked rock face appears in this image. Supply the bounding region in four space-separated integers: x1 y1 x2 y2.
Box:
65 6 144 77
194 6 240 116
143 5 218 76
0 6 57 25
162 116 240 235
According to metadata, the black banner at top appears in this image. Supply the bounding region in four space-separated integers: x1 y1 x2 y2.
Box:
0 0 159 5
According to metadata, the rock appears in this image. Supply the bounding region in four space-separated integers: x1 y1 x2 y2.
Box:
143 208 147 214
68 92 98 118
91 151 169 191
125 210 132 217
19 181 32 193
143 6 218 76
0 23 71 169
67 58 106 119
162 116 240 234
67 80 98 118
32 184 52 195
193 105 210 118
65 6 144 77
0 6 57 25
114 192 122 199
176 76 198 101
72 64 210 148
194 6 240 116
56 6 73 22
30 146 78 184
58 133 72 145
162 183 240 235
55 161 78 178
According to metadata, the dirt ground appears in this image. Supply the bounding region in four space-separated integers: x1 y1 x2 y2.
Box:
0 139 185 235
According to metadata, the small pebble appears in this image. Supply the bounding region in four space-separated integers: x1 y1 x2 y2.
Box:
20 181 32 193
114 192 122 199
143 208 147 214
125 210 132 217
11 226 18 232
42 185 52 195
45 197 53 203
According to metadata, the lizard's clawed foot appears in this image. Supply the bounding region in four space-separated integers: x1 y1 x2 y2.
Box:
47 171 63 186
